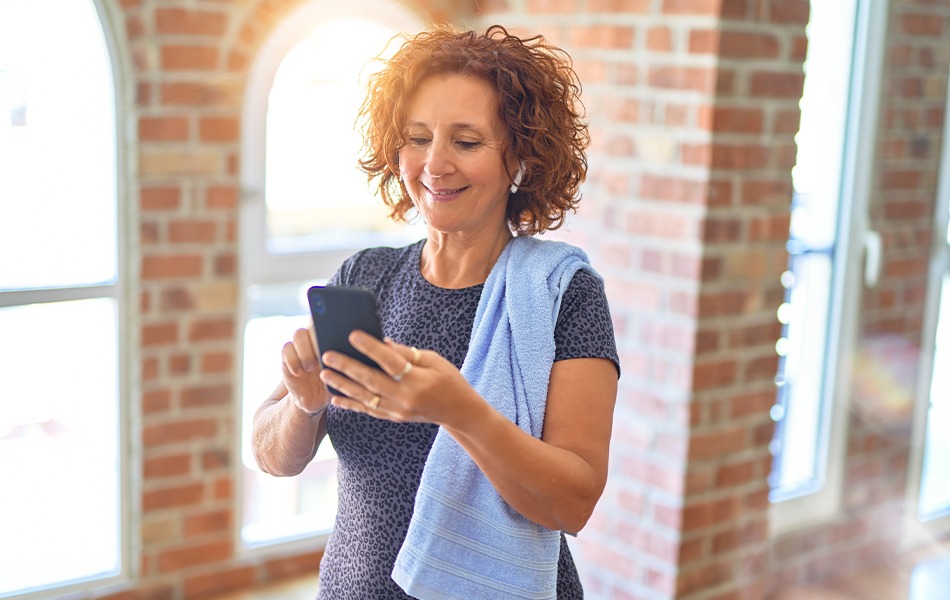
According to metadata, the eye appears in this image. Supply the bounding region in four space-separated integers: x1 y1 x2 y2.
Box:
456 140 482 150
406 136 430 146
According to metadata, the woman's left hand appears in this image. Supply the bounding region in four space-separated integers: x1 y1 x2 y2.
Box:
319 331 478 425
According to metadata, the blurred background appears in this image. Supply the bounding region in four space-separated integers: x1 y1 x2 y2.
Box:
0 0 947 598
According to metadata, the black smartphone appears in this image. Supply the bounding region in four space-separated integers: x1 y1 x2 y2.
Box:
307 285 385 398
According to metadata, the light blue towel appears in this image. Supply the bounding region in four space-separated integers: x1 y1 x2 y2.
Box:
392 235 597 600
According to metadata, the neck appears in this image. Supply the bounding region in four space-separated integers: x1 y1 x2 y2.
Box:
420 226 514 289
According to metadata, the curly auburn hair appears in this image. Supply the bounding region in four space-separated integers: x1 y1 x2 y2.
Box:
357 24 590 236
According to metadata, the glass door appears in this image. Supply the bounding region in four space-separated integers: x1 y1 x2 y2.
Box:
908 67 950 533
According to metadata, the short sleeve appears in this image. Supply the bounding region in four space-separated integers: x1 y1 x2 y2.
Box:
554 269 620 377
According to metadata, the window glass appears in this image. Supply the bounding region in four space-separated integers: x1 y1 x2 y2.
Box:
918 204 950 518
0 0 116 291
264 18 418 253
241 281 339 545
770 0 858 500
0 299 120 592
240 12 421 547
0 0 121 594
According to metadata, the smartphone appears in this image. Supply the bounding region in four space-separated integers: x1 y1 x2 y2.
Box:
307 285 385 398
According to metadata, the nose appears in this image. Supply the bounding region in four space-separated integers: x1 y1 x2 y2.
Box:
424 138 455 179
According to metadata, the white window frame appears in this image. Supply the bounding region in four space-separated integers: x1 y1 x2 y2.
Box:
903 64 950 547
770 0 889 535
235 0 424 556
0 0 134 597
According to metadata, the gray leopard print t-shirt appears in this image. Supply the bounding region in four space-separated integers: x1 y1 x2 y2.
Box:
315 239 619 600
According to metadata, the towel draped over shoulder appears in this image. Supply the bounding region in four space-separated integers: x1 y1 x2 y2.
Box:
392 236 598 600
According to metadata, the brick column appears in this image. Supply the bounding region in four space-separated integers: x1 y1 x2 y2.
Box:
476 2 806 599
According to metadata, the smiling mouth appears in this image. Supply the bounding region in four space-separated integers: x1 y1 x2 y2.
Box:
425 185 468 197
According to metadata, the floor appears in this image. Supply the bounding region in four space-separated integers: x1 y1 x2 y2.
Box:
220 552 950 600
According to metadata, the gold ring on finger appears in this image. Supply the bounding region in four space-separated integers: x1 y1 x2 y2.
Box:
410 346 422 365
367 394 381 410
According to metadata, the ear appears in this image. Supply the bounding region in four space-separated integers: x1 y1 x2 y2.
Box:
510 161 525 194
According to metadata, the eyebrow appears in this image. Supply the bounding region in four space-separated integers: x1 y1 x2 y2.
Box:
405 121 491 134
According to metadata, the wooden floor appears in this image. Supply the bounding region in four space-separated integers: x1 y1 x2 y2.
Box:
221 552 950 600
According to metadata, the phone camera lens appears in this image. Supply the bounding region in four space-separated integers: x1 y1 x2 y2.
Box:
312 294 326 315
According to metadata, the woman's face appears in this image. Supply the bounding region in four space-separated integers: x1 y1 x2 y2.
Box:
398 74 515 236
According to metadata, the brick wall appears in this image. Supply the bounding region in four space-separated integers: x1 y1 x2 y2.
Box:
87 0 948 598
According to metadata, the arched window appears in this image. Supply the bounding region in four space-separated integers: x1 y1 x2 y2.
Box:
239 1 423 548
0 0 126 595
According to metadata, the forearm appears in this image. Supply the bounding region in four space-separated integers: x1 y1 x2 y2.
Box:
443 398 606 533
251 384 327 477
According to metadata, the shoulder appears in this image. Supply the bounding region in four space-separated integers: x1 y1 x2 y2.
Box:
555 267 620 377
333 240 423 287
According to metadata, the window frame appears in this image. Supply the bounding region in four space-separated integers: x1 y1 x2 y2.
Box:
235 0 424 556
770 0 889 535
0 0 134 596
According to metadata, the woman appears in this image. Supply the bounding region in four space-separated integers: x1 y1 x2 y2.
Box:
251 25 619 599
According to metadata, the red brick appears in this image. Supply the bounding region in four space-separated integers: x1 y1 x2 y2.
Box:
160 45 219 70
189 318 234 342
769 0 810 24
881 169 921 190
139 116 189 141
202 448 230 470
142 482 204 511
710 107 764 133
647 26 673 51
181 384 232 408
719 31 779 58
681 496 741 531
692 358 738 389
169 354 190 375
526 0 578 12
184 565 255 598
569 25 635 49
142 254 204 279
901 14 943 36
155 8 227 37
750 71 805 98
157 540 232 572
588 0 651 11
160 287 194 312
206 185 238 209
183 509 232 537
710 143 769 169
201 351 232 373
648 65 716 93
715 458 756 487
141 186 181 211
142 418 218 447
214 253 237 276
142 389 173 414
662 0 720 15
199 116 239 142
688 29 718 54
144 453 192 479
161 82 236 106
213 476 234 500
142 322 178 347
169 220 217 243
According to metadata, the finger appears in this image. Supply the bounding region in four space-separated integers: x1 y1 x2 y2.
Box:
282 341 304 377
321 350 395 395
354 332 423 377
292 327 320 372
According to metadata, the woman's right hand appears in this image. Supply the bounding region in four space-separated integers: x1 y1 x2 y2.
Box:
281 321 330 415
